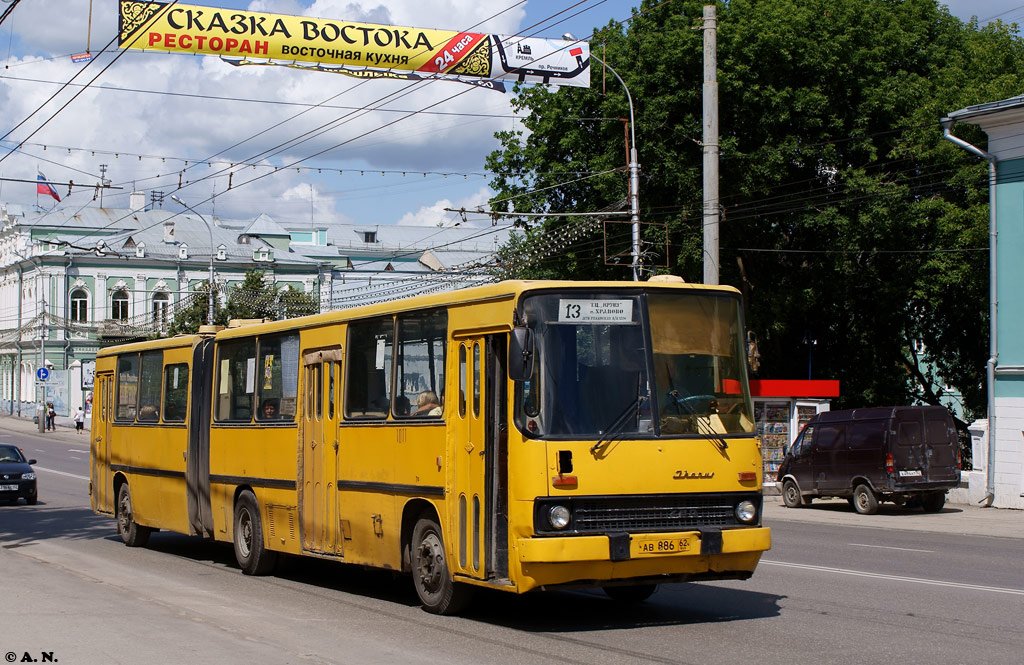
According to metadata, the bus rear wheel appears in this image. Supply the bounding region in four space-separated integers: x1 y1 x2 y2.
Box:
117 483 151 547
411 517 472 615
603 584 658 603
233 490 277 575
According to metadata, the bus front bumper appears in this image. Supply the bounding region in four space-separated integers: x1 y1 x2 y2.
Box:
517 526 770 563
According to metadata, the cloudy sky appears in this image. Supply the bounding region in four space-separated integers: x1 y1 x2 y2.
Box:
0 0 1017 234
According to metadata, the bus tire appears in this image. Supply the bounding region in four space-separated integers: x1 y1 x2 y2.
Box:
411 517 473 615
852 484 879 515
234 490 277 575
117 483 151 547
603 584 658 603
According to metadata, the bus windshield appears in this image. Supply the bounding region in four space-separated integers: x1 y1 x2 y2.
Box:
515 290 755 439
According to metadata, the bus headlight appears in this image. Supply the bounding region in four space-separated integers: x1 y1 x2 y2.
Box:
735 500 757 524
548 505 571 530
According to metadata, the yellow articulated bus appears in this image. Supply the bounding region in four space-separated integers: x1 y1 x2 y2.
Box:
90 278 770 614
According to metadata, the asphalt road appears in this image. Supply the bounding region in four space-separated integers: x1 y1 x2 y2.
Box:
2 425 1022 665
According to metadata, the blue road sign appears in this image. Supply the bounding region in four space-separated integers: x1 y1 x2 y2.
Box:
36 367 49 381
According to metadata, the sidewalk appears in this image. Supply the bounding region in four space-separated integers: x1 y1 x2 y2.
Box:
763 494 1024 539
0 413 88 442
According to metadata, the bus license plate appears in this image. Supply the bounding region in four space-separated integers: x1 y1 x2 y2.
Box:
0 484 17 491
634 536 694 556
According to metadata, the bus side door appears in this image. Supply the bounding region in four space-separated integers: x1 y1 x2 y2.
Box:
452 334 508 581
300 347 343 556
91 372 114 514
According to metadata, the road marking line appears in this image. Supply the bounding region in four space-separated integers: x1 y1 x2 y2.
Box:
849 543 934 553
34 466 88 481
762 560 1024 595
68 449 89 454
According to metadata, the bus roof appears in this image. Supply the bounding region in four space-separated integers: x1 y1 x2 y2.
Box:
212 278 742 340
95 334 202 359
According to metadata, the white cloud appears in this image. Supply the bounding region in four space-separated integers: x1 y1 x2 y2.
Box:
395 185 492 227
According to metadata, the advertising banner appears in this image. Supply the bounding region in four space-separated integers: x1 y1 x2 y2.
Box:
118 1 590 91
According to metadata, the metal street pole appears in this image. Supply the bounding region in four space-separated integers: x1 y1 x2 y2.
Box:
170 195 216 326
38 298 46 433
564 34 641 280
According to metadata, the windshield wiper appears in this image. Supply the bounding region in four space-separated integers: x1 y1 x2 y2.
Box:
591 394 646 456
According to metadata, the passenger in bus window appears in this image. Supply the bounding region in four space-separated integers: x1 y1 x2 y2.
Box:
139 403 159 422
260 398 279 420
394 394 411 416
414 391 442 417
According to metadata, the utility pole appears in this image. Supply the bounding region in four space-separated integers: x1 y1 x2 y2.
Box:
99 164 109 208
702 4 720 285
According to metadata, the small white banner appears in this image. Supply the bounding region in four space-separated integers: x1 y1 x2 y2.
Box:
558 299 633 324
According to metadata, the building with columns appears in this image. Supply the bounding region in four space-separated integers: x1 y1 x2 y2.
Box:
0 199 506 417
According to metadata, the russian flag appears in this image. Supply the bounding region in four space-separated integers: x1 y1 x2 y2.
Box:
37 171 60 202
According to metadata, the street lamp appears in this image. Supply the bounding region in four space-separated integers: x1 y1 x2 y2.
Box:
170 195 216 326
564 33 641 281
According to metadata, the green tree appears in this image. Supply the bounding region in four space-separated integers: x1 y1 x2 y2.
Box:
486 0 1024 418
166 271 319 335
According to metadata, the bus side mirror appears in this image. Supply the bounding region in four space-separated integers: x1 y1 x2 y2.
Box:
509 326 535 381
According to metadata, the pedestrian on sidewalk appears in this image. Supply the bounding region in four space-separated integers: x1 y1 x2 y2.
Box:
74 406 85 434
46 403 56 431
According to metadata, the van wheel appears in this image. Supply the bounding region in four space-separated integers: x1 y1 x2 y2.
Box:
921 491 946 513
781 480 804 508
852 484 879 515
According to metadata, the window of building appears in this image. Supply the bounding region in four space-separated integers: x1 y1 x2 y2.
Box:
111 289 129 321
70 289 88 323
152 293 170 330
163 363 189 422
363 231 376 243
115 354 139 421
393 309 446 418
138 351 163 422
345 317 393 418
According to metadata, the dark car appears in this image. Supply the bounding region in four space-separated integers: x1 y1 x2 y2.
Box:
776 405 960 515
0 443 38 505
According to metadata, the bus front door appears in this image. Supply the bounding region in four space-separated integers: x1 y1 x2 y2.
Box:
300 348 343 556
452 335 508 582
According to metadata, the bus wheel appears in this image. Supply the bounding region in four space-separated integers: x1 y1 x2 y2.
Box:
233 490 277 575
603 584 658 603
852 484 879 515
411 517 472 615
921 491 946 513
117 484 151 547
781 480 804 509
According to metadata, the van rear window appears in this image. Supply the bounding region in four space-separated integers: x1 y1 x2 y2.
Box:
897 421 921 446
926 417 951 444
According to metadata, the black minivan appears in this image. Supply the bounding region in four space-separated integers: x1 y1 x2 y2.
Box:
776 405 960 514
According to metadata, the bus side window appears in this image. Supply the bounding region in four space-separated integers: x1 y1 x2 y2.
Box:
115 354 139 422
345 317 393 418
216 338 256 422
138 351 163 422
163 363 189 422
394 309 447 419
